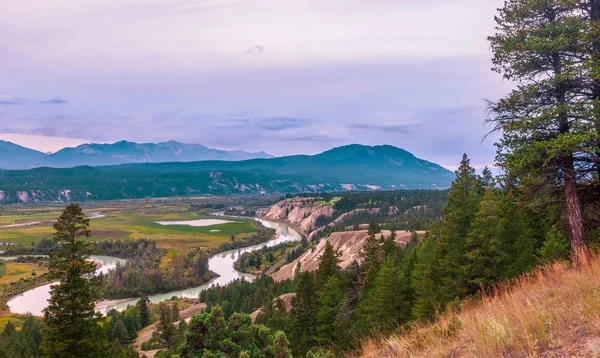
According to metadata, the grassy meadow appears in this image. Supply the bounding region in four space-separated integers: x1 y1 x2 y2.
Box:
0 262 48 285
0 201 259 265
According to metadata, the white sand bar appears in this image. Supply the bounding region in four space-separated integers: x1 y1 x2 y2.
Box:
155 219 235 227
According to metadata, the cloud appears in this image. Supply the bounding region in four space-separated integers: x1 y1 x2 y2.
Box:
0 93 68 105
217 117 316 131
245 45 266 54
0 93 26 105
348 122 422 134
41 97 68 104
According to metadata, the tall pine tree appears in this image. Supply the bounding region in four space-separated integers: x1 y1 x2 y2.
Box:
41 204 110 358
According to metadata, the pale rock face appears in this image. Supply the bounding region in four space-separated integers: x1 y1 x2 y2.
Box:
58 189 71 201
272 229 420 282
18 191 29 203
341 184 357 191
263 197 334 232
0 190 5 201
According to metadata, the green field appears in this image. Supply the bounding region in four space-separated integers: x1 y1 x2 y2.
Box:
0 204 258 256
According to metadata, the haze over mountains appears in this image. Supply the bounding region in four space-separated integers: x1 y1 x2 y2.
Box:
0 140 273 170
0 144 454 204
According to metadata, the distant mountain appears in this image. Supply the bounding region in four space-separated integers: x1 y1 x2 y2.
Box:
0 141 46 170
0 140 273 169
0 144 455 204
39 140 273 167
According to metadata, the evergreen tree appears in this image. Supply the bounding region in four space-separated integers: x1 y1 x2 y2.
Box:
466 187 535 293
137 294 151 327
111 318 130 345
156 302 176 348
367 220 380 235
178 305 291 357
411 232 441 320
489 0 595 266
314 276 344 346
368 257 411 333
41 204 110 358
171 302 180 322
360 233 383 288
465 188 508 292
539 226 571 263
436 154 485 300
315 241 341 290
2 322 15 339
256 297 289 333
382 228 398 258
289 272 318 357
271 330 293 358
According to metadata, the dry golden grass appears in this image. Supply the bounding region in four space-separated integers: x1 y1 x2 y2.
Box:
358 256 600 358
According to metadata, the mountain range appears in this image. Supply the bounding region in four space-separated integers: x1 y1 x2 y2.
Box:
0 144 455 204
0 140 273 169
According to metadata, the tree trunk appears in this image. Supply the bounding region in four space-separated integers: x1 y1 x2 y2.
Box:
563 158 588 267
592 1 600 182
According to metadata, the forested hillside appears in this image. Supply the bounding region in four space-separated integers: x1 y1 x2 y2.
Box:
0 144 454 204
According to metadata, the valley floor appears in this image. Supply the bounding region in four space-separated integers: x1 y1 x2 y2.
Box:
358 256 600 357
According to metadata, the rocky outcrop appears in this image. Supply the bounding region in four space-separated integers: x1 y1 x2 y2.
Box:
272 230 421 282
263 197 335 233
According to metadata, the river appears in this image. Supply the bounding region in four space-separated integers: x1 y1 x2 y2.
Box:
7 217 300 316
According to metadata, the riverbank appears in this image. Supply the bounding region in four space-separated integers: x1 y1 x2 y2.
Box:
96 216 301 312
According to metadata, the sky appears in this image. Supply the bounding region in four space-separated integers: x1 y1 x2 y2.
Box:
0 0 511 169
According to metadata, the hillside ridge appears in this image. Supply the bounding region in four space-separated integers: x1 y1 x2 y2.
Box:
0 144 454 204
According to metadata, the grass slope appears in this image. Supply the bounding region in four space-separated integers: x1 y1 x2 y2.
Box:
359 256 600 357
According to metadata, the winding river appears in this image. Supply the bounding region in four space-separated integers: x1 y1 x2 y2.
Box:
7 217 300 316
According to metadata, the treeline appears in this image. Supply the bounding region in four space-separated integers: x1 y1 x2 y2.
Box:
2 237 164 259
286 237 309 264
235 241 297 274
294 189 447 243
102 241 210 298
200 275 296 319
206 223 275 255
150 304 293 357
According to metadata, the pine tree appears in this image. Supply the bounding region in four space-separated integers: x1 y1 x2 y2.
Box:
289 272 318 357
466 187 535 293
271 330 293 358
489 0 595 266
111 318 130 345
465 188 507 292
360 233 383 288
315 241 341 290
156 302 176 348
171 302 180 321
368 257 410 333
382 227 398 258
411 231 441 320
2 322 15 338
137 294 151 327
314 276 344 345
436 154 485 299
41 204 110 358
539 226 571 263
